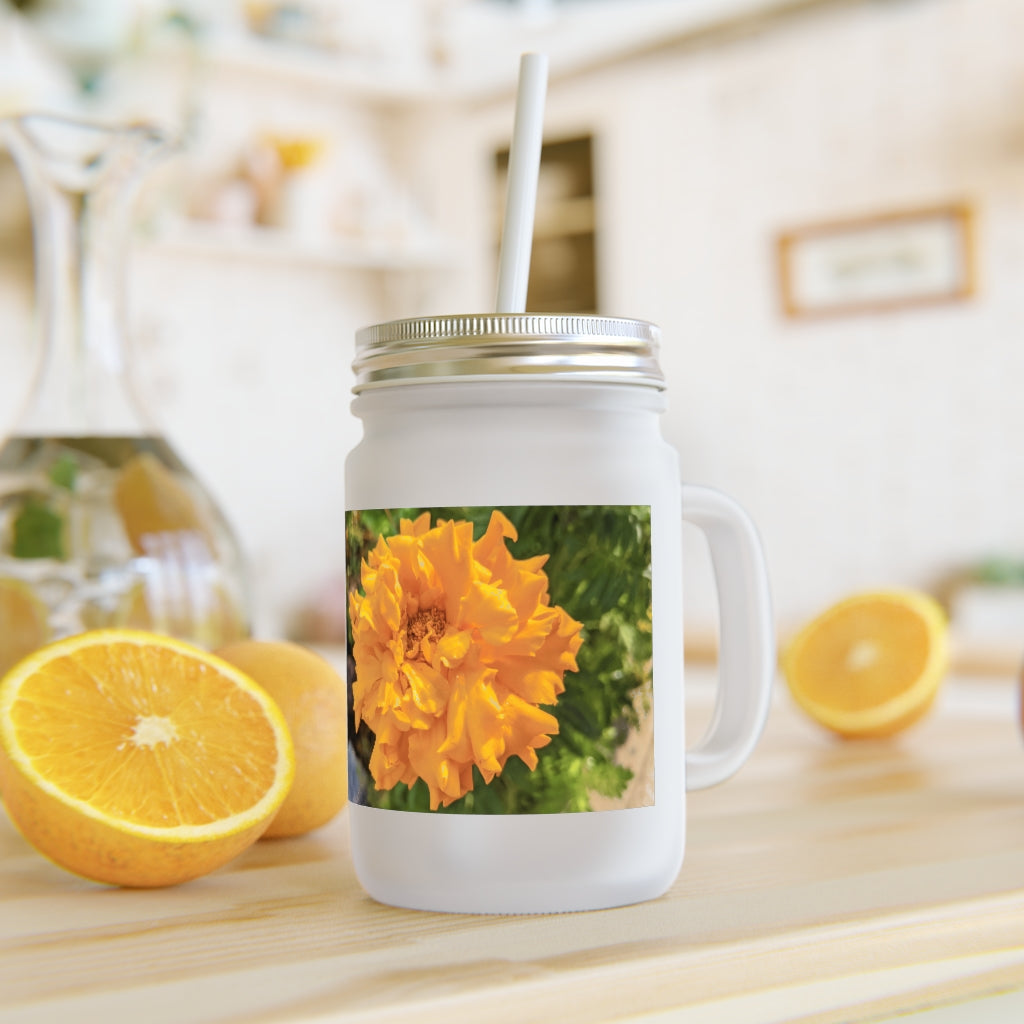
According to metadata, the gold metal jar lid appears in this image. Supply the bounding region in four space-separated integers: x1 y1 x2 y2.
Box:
352 313 665 392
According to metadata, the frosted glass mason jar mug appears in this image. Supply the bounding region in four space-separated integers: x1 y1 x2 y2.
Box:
344 314 773 914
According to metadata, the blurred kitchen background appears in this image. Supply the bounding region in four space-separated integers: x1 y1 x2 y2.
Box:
1 0 1021 672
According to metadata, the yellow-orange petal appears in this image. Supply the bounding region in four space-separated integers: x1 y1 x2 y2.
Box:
474 509 518 554
387 535 437 605
367 563 402 635
501 693 560 770
369 738 407 792
437 672 473 761
464 673 505 776
459 579 519 645
366 535 391 570
416 520 473 623
497 603 561 658
400 512 432 536
496 659 564 705
407 721 462 809
400 660 449 715
538 608 584 671
435 630 473 668
504 570 551 640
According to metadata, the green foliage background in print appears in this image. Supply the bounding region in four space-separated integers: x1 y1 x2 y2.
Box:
345 505 653 814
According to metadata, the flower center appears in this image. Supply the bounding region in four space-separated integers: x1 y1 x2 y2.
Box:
405 607 447 659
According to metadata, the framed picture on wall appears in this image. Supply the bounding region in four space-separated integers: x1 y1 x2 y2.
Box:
776 203 975 318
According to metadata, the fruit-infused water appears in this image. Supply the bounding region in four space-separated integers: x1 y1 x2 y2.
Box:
0 435 248 675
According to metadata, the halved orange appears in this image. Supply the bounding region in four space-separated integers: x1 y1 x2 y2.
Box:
782 590 949 738
0 630 294 887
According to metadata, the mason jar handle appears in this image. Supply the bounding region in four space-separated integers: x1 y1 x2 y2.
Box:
681 483 774 790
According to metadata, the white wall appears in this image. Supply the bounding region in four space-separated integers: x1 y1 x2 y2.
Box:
4 0 1023 646
429 0 1024 641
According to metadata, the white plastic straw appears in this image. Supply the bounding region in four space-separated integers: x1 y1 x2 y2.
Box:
495 52 549 313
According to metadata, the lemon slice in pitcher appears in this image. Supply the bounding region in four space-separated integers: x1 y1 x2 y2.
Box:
0 578 50 677
114 452 212 555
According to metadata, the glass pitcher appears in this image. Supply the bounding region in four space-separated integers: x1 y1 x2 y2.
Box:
0 113 249 675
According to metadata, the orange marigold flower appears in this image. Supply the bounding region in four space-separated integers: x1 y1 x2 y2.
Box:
349 511 583 809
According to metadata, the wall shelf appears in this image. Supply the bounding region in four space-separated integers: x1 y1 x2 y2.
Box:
158 34 441 103
148 220 456 273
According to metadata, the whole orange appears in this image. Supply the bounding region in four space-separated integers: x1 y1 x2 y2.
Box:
216 640 347 838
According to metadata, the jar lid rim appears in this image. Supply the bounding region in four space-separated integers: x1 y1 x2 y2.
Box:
352 313 666 392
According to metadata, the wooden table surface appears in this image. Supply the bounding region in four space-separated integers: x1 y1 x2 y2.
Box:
3 668 1024 1024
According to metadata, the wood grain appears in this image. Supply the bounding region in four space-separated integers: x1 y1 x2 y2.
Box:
2 671 1023 1024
